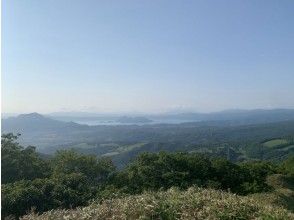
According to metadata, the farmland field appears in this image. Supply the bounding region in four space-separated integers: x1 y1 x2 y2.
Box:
263 139 289 148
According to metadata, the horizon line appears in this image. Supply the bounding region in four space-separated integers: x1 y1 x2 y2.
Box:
2 107 294 117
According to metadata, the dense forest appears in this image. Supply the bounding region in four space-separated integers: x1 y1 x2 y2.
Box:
2 133 293 219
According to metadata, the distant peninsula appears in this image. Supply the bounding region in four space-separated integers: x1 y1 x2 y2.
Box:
116 116 153 123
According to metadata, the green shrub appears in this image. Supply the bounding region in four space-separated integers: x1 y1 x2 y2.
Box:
115 152 273 195
22 187 294 220
1 133 51 184
51 150 115 184
2 173 93 219
282 155 294 177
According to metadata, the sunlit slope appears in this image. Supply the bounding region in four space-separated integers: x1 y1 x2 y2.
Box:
22 187 293 220
251 174 294 212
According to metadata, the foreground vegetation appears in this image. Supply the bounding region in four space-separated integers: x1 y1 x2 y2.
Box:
2 133 294 219
22 187 293 220
251 174 294 212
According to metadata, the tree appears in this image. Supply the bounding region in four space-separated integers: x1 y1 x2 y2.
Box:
2 173 93 218
52 150 115 184
122 152 214 193
239 161 277 194
1 133 50 184
282 155 294 177
211 158 246 193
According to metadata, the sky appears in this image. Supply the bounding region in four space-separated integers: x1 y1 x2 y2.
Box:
2 0 294 114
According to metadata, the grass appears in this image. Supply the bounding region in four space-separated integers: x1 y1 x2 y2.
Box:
117 142 146 152
263 139 289 148
279 145 294 151
102 142 146 157
22 186 293 220
70 142 95 149
251 174 294 212
102 151 120 156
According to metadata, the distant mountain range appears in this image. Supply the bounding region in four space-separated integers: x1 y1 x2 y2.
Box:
3 109 294 133
2 112 83 133
116 116 153 123
1 113 90 150
2 110 294 164
2 109 294 147
3 109 294 124
150 109 294 124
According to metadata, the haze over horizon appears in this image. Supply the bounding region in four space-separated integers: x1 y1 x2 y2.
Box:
3 108 294 118
3 0 294 114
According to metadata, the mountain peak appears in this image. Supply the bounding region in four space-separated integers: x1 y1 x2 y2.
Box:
18 112 45 119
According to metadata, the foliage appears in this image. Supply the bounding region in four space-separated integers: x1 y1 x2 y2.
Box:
118 152 217 192
1 133 50 184
282 155 294 177
1 133 290 219
238 161 279 194
1 134 116 218
113 152 274 195
51 150 115 184
2 173 93 219
22 187 294 220
211 158 246 192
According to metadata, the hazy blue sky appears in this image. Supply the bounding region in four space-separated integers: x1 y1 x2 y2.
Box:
2 0 294 113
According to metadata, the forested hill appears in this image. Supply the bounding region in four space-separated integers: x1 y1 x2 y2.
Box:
2 111 294 147
2 112 294 166
1 112 85 133
151 108 294 124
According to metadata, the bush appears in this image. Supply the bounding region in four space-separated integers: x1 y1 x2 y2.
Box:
22 187 294 220
211 158 246 193
115 152 273 195
52 150 115 184
1 142 282 218
2 173 93 218
282 155 294 177
121 152 214 193
1 133 50 184
239 161 278 194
